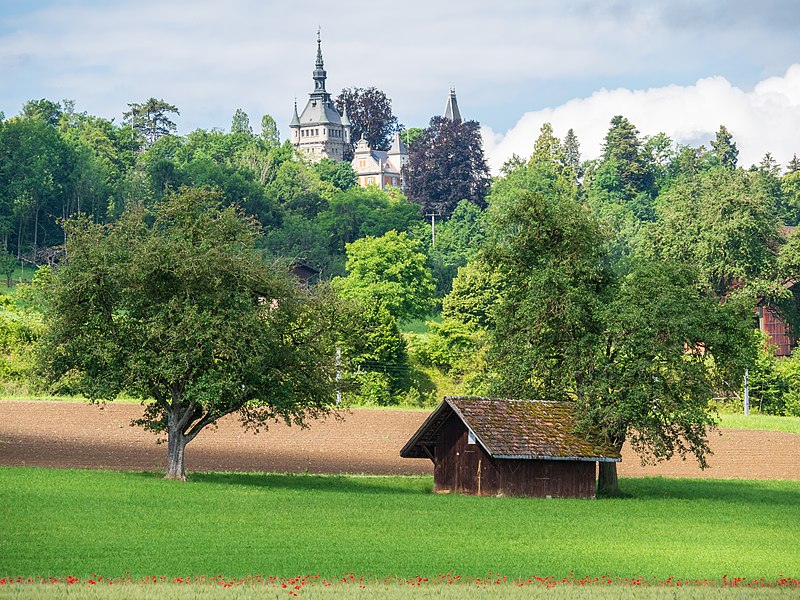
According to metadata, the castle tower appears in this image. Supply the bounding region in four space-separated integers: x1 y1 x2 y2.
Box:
443 88 462 123
289 32 351 162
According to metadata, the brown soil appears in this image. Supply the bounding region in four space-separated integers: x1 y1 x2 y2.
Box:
0 401 798 480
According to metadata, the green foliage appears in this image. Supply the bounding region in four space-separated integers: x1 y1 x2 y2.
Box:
321 187 420 252
441 258 504 329
745 341 800 417
710 125 739 170
411 317 486 375
425 199 487 296
480 162 753 479
339 300 409 402
0 115 77 251
334 230 436 322
0 250 17 286
3 468 799 581
641 166 783 298
122 97 180 148
0 290 43 388
314 157 358 191
230 108 252 135
259 114 280 147
38 188 344 478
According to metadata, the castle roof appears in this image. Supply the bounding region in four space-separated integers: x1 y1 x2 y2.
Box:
443 88 462 123
292 32 349 129
387 132 407 155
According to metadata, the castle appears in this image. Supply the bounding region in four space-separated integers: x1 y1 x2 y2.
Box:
291 34 463 192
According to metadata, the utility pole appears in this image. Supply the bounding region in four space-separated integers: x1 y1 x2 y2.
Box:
425 211 440 248
743 368 750 416
336 346 342 406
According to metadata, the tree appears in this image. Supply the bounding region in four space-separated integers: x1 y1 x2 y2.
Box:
38 187 343 480
642 167 783 298
230 108 252 135
260 114 280 147
0 117 76 255
404 116 491 218
314 158 358 191
333 230 435 322
596 115 656 215
334 87 400 157
21 99 63 127
425 199 487 296
479 167 752 495
0 250 16 287
530 123 563 166
562 128 582 183
123 98 180 148
710 125 738 170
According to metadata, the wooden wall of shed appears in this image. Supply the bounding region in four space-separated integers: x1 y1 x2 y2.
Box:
433 413 597 499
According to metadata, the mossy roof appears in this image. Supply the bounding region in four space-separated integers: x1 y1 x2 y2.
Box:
400 396 621 462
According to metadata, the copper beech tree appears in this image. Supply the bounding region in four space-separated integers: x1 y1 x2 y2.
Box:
39 187 343 480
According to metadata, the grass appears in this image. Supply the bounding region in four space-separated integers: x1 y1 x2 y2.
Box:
1 468 798 583
716 413 800 434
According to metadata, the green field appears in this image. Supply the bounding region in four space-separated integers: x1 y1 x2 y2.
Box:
1 468 798 584
716 413 800 434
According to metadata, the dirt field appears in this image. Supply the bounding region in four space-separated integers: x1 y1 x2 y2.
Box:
0 401 798 480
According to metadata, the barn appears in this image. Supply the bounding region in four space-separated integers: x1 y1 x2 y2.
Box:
400 396 621 499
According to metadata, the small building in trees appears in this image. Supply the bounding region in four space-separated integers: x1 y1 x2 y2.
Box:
351 133 408 190
756 289 798 357
290 32 351 162
400 396 620 499
289 262 320 289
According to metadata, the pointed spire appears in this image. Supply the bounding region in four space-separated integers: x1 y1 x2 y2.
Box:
290 99 300 127
340 104 351 127
312 29 327 94
315 27 324 69
443 87 462 123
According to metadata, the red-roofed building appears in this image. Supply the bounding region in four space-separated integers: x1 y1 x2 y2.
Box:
401 396 620 499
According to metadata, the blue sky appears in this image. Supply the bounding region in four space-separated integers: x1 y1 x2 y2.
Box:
2 0 799 171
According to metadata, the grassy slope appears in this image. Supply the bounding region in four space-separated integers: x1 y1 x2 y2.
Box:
716 413 800 434
1 468 798 581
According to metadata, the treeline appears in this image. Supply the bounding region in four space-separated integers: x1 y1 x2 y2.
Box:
413 118 800 417
3 96 800 416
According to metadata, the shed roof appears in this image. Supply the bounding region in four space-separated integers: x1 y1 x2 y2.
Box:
400 396 621 462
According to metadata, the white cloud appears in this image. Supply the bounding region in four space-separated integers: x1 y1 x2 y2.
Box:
483 65 800 174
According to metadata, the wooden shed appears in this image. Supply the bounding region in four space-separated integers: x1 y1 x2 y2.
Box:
400 396 621 499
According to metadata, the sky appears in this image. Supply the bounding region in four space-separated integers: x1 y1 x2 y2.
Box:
2 0 800 172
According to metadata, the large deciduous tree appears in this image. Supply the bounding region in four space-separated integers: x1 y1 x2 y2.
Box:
334 87 400 158
479 160 752 495
404 116 491 218
39 187 342 480
123 98 180 148
641 166 783 298
333 230 435 322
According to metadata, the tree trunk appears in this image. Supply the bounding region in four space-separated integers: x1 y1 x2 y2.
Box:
597 461 620 497
166 416 188 481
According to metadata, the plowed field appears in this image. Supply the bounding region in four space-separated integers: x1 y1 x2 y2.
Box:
0 401 798 479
